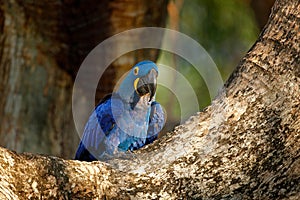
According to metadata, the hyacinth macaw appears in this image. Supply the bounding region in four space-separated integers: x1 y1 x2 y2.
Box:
75 60 165 161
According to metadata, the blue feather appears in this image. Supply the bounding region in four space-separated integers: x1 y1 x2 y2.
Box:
75 61 165 161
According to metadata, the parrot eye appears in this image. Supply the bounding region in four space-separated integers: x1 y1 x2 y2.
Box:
133 67 139 76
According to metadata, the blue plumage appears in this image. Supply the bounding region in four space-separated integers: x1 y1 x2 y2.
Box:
75 61 165 161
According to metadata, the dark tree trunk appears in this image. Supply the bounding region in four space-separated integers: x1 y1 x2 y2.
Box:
0 0 168 158
250 0 275 30
0 0 299 199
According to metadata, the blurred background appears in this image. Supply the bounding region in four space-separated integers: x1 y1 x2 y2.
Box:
0 0 274 159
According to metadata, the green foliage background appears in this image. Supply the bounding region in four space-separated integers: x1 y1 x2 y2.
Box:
157 0 259 132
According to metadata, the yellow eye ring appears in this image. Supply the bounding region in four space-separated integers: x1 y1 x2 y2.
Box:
133 67 139 76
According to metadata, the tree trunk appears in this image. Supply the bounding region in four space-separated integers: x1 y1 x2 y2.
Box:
0 0 167 158
0 0 299 199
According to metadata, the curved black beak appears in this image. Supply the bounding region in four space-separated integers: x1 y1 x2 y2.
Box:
135 69 157 101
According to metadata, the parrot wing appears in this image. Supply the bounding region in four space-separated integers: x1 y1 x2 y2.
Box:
75 96 164 161
74 94 123 161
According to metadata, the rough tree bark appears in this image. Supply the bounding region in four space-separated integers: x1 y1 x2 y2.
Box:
0 0 167 158
0 0 299 199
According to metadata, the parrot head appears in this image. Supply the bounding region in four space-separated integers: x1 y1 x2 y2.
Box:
116 60 158 107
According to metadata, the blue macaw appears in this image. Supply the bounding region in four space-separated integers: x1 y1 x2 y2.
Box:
75 60 165 161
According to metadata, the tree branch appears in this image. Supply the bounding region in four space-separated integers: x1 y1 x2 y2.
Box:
0 0 299 199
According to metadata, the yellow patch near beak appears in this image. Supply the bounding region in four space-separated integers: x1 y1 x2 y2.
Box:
134 78 139 91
